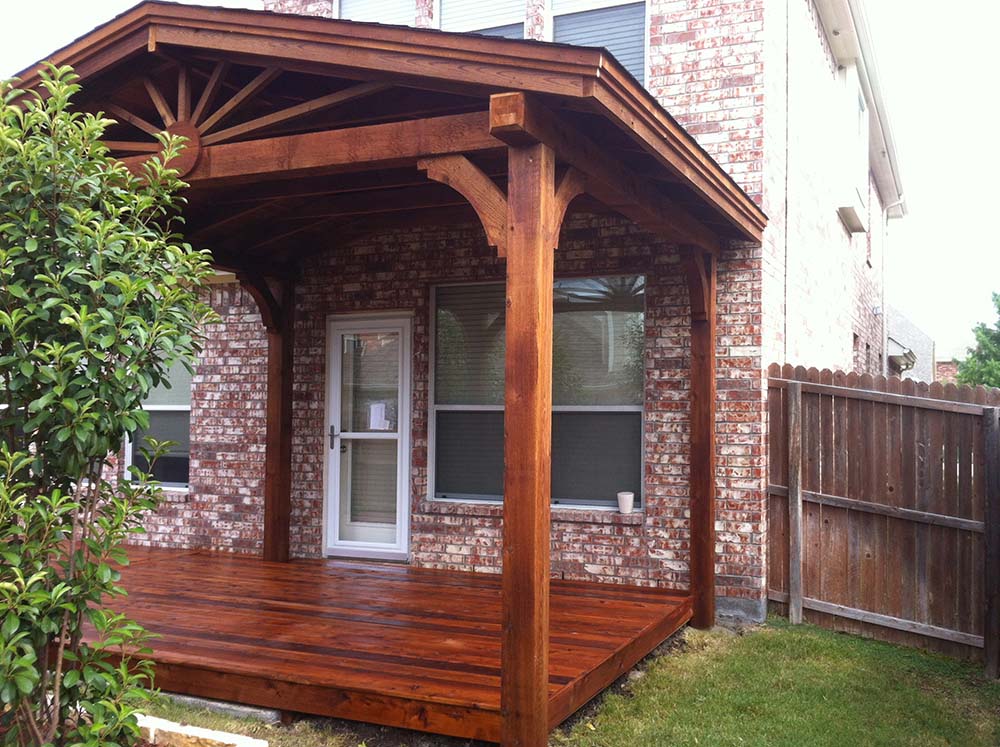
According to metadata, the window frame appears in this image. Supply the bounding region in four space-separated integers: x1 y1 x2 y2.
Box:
427 275 646 510
546 0 650 87
123 404 192 494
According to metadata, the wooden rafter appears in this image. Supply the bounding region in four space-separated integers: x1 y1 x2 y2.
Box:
192 61 230 125
177 65 191 121
419 155 508 255
200 66 282 134
143 77 175 126
201 81 389 145
106 104 162 137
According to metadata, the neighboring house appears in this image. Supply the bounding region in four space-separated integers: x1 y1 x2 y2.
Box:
886 305 935 382
937 359 960 384
23 0 904 630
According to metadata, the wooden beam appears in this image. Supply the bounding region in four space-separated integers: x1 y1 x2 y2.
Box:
418 155 509 255
177 65 191 121
103 140 161 153
192 60 230 125
985 407 1000 677
685 248 717 629
107 103 163 137
122 111 503 186
201 66 282 134
787 381 804 624
143 76 175 126
238 273 294 563
489 92 720 253
202 82 390 145
501 141 556 747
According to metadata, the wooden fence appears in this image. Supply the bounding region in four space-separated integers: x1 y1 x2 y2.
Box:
766 364 1000 675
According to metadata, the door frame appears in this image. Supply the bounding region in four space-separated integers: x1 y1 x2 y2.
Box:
323 312 412 561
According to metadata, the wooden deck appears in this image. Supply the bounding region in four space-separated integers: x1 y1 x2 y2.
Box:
107 548 691 742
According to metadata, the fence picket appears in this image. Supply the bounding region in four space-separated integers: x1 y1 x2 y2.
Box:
767 366 1000 671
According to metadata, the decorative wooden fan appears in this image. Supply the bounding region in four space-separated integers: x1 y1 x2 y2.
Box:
103 61 387 176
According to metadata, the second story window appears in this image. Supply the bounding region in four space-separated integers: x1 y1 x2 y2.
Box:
552 0 647 85
338 0 416 26
439 0 526 37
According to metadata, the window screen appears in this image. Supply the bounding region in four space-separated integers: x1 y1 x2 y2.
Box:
432 276 644 507
553 2 646 85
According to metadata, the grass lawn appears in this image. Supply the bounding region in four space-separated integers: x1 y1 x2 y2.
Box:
140 619 1000 747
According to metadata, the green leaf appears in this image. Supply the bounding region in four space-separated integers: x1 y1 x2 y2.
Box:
1 613 18 640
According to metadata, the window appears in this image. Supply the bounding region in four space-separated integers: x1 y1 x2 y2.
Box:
124 362 192 490
338 0 416 25
431 276 645 508
552 1 646 85
439 0 525 36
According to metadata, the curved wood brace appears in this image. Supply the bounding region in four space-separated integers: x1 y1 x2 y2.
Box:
683 247 712 322
549 168 586 249
418 155 509 256
239 272 283 332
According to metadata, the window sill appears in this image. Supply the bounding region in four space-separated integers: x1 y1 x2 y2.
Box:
419 500 644 525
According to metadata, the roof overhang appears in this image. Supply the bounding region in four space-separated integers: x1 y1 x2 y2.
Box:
813 0 906 218
13 1 766 249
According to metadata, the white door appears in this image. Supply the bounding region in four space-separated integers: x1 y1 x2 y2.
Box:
326 316 411 560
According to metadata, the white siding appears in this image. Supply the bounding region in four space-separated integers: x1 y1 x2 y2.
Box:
439 0 525 32
338 0 416 25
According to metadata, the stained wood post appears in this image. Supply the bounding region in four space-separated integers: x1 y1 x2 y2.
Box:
501 141 556 747
686 250 717 629
262 278 294 563
787 381 804 624
984 407 1000 677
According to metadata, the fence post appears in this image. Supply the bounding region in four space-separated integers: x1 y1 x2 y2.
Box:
788 381 804 624
985 407 999 678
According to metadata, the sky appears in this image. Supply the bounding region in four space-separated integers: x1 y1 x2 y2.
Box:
0 0 996 361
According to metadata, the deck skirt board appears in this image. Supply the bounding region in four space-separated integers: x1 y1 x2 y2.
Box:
106 548 690 742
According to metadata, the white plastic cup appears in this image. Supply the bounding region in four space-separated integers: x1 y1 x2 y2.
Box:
617 491 635 514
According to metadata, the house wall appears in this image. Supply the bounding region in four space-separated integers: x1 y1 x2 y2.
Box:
129 214 767 617
132 284 268 553
887 305 937 383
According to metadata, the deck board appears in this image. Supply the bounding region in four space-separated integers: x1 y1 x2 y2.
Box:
103 548 691 742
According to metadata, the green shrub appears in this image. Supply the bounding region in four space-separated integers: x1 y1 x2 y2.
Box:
0 66 214 746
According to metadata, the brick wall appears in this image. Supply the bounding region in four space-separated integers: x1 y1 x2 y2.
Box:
287 215 765 612
132 284 268 552
936 360 959 384
131 214 766 616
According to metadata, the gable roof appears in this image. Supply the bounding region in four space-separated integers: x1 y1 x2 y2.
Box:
15 1 766 245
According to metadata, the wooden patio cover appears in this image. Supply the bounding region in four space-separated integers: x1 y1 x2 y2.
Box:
19 4 766 744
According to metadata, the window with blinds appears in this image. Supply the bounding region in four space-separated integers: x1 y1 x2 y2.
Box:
338 0 416 25
432 276 645 507
439 0 525 36
553 1 646 86
125 362 192 490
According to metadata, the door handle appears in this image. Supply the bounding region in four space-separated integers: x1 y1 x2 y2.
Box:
329 426 340 450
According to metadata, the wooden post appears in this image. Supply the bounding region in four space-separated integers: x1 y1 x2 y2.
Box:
241 274 295 563
686 250 717 629
501 141 556 747
787 381 804 624
984 407 999 677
